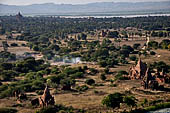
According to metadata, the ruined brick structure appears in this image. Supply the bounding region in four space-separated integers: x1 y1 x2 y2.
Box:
129 58 147 80
16 12 23 20
141 68 159 90
128 59 170 90
39 85 55 107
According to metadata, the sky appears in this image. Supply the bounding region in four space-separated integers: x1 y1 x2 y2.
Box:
0 0 169 5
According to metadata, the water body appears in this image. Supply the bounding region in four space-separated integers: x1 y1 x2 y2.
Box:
148 108 170 113
58 13 170 18
21 10 170 18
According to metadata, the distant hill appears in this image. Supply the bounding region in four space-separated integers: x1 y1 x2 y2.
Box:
0 1 170 16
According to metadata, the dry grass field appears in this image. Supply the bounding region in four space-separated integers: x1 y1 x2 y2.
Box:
0 34 34 55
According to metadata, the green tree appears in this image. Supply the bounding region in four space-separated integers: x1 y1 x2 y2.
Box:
123 96 137 110
102 92 123 109
80 33 87 40
100 73 106 81
85 79 95 85
133 43 141 49
107 31 119 38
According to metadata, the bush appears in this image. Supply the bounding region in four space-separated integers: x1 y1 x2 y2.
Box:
0 88 13 98
115 71 128 80
123 96 137 108
144 102 170 112
46 75 62 84
70 72 84 79
76 85 89 92
21 43 26 46
100 73 106 81
35 90 44 95
150 51 156 55
130 55 137 61
10 43 18 47
36 104 81 113
83 66 88 70
104 67 110 74
148 41 158 49
89 68 98 75
32 80 45 90
0 108 17 113
110 84 117 87
133 43 141 49
85 79 95 85
102 92 123 109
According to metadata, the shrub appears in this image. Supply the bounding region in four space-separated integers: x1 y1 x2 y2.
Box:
60 79 76 90
10 43 18 47
51 67 60 74
133 43 141 49
0 108 17 113
115 71 128 80
46 75 61 84
102 92 123 109
83 66 88 70
144 102 170 112
32 80 45 90
104 67 110 74
123 96 137 108
100 73 106 81
0 88 13 98
70 72 84 79
85 79 95 85
36 104 81 113
35 90 44 95
148 41 158 49
21 43 26 46
89 68 98 75
110 84 117 87
130 55 137 61
76 85 89 92
150 51 156 55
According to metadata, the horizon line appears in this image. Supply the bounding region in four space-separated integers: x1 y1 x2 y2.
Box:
0 0 169 6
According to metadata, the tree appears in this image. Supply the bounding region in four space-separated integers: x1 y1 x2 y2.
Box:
0 28 5 35
60 78 75 90
10 43 18 47
107 31 119 38
80 33 87 40
0 62 13 70
168 44 170 50
2 41 9 52
130 55 137 61
102 93 123 109
133 43 141 49
100 73 106 81
114 39 121 47
104 67 110 74
159 39 170 49
150 51 156 55
32 45 39 51
49 44 60 51
123 96 137 110
148 41 158 49
85 79 95 85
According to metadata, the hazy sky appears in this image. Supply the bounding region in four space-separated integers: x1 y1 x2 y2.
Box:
0 0 169 5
